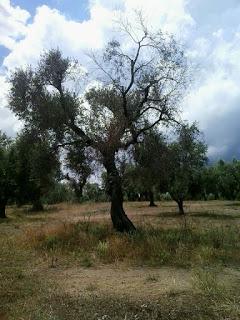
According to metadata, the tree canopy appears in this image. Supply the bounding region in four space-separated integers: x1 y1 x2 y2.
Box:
167 123 207 214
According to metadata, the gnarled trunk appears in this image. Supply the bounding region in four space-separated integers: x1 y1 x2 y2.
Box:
177 199 185 215
0 202 6 218
149 189 157 207
103 154 136 232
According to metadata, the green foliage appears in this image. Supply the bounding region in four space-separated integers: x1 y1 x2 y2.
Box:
160 192 172 201
134 129 168 201
14 130 60 210
43 182 75 204
167 123 207 209
202 159 240 200
64 143 92 201
82 183 107 202
0 131 17 217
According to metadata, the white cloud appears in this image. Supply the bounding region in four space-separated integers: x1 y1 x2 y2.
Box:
0 0 30 50
0 75 9 107
0 75 21 135
3 4 117 70
183 28 240 159
3 0 193 70
125 0 194 36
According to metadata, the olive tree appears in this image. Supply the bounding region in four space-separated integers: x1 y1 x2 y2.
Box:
0 132 16 218
9 17 188 231
14 129 60 211
167 123 207 215
64 143 92 201
133 129 168 206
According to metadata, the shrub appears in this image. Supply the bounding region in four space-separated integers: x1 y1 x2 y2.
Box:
207 193 215 201
160 192 172 201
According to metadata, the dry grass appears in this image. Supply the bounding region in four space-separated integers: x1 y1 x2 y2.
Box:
23 219 240 268
1 200 240 319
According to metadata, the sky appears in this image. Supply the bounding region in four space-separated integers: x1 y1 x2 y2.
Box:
0 0 240 161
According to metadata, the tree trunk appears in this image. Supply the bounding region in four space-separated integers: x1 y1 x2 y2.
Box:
73 182 84 201
103 154 136 232
31 199 44 212
65 174 86 201
149 190 157 207
0 202 6 218
177 199 185 215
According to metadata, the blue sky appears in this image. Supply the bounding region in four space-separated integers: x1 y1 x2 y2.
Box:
12 0 90 20
0 0 240 160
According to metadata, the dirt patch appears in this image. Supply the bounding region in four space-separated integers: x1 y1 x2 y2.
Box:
51 266 191 300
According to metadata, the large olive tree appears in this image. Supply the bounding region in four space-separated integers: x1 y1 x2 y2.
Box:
9 18 188 231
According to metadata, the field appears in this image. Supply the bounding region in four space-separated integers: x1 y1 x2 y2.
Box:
1 200 240 320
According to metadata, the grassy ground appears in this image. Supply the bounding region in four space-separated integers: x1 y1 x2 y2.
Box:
0 201 240 319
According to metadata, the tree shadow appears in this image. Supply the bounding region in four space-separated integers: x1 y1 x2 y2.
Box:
224 202 240 207
191 211 240 220
140 211 180 218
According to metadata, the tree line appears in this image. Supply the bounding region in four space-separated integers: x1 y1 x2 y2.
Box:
1 121 239 220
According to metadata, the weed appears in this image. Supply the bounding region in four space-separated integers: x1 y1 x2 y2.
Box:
145 274 158 282
80 255 93 268
96 241 108 257
192 267 226 298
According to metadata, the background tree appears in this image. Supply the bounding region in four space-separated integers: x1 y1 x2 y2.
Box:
64 143 93 201
200 159 240 201
9 16 188 231
83 182 106 202
14 130 60 211
0 132 16 218
43 181 75 204
214 160 240 200
134 129 168 206
167 123 207 214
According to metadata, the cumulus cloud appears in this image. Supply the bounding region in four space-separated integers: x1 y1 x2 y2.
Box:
0 75 21 135
3 5 108 70
0 0 30 50
183 15 240 159
3 0 193 70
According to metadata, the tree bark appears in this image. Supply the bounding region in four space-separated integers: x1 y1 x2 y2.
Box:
149 189 157 207
103 154 136 232
0 202 6 218
177 199 185 215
